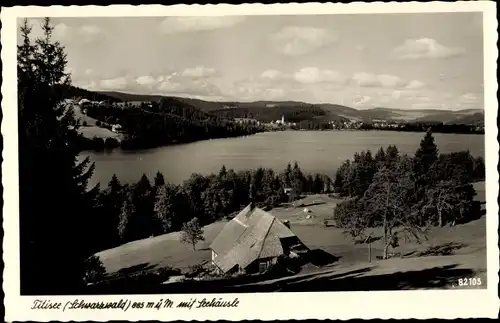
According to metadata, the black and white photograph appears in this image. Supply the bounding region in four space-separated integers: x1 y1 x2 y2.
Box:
2 2 499 321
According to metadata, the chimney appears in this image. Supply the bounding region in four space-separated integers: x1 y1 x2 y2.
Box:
283 220 291 229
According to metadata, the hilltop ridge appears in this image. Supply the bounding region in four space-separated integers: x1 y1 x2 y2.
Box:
65 86 484 125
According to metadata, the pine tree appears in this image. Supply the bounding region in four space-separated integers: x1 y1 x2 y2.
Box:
18 18 99 294
374 146 386 167
312 174 324 193
132 173 155 238
153 171 165 188
118 195 135 240
414 129 439 176
218 165 227 178
108 174 122 193
282 162 293 188
385 145 400 166
135 173 152 194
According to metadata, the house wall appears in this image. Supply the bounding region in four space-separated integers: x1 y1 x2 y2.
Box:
246 257 278 274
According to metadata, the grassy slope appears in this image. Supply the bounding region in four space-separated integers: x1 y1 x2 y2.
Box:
72 104 123 140
96 182 486 289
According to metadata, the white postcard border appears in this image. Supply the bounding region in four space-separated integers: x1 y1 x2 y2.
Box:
2 2 499 321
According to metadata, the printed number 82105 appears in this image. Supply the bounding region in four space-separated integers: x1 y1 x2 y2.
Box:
457 277 482 287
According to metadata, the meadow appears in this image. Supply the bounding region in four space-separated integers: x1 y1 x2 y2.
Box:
95 181 486 291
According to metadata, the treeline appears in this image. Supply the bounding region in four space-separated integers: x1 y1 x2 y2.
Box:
77 135 121 151
92 162 333 251
82 98 265 150
360 122 484 134
292 120 350 130
332 130 485 259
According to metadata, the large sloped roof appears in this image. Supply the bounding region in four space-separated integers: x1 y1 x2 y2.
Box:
210 204 299 273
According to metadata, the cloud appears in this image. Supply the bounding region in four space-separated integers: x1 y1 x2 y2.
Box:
135 76 158 90
79 24 105 42
158 16 246 34
356 44 366 52
99 77 131 91
404 80 426 90
403 94 431 102
351 72 425 90
460 92 479 103
269 26 337 56
26 19 71 42
76 65 225 99
393 38 466 60
352 95 372 107
294 67 346 85
352 72 406 88
260 69 284 80
80 25 102 36
181 66 217 78
72 64 441 108
24 19 104 44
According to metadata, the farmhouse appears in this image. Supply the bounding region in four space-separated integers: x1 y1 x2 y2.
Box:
210 203 309 275
111 124 123 133
79 98 91 107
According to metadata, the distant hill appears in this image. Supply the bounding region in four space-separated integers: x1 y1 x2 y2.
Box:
81 89 484 125
412 110 484 125
211 104 350 123
447 112 485 125
58 85 122 103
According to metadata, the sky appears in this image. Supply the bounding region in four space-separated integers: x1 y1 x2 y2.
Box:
19 13 484 110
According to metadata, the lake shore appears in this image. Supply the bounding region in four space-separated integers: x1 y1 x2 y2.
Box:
80 126 484 153
80 130 485 187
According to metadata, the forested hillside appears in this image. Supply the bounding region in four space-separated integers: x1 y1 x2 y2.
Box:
84 98 264 150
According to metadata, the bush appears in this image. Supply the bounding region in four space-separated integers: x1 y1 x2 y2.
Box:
82 121 88 126
83 255 106 285
185 263 206 278
104 137 120 149
92 136 105 151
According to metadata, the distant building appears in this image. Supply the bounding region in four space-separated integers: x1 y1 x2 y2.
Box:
79 99 91 107
275 115 285 125
111 124 123 133
235 118 258 124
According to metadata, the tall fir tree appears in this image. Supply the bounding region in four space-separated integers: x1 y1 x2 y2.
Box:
414 129 439 176
17 18 99 294
108 174 122 193
153 171 165 188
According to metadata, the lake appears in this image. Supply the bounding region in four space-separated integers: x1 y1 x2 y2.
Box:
79 130 485 187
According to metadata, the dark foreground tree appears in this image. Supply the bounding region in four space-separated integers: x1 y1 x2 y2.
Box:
180 217 205 251
414 129 438 176
18 18 99 294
